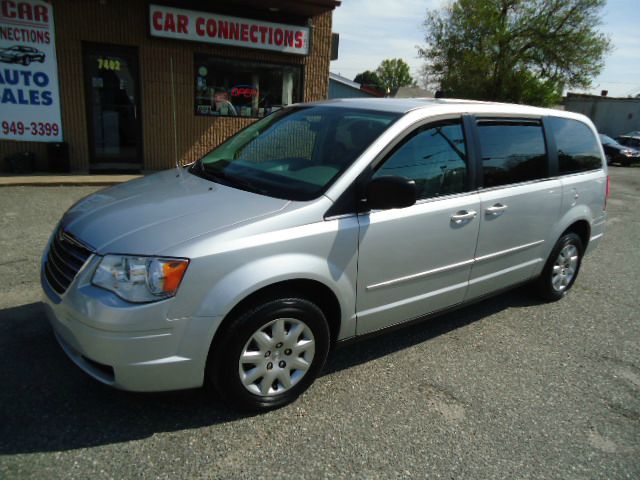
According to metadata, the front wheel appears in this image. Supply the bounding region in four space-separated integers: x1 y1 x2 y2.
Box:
536 232 583 301
208 297 330 411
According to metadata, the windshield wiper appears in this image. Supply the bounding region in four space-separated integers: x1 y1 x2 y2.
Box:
199 163 269 196
190 158 204 175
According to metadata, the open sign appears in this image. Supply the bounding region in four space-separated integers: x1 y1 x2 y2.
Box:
231 85 258 98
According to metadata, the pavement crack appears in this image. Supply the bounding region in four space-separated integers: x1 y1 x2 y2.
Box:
0 258 28 267
595 354 640 372
604 401 640 423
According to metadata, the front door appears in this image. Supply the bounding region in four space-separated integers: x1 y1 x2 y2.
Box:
356 119 480 335
83 44 142 171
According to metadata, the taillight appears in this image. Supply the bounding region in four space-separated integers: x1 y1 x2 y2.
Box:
604 175 610 211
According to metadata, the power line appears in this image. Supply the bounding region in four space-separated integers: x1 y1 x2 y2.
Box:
597 80 640 85
622 85 640 97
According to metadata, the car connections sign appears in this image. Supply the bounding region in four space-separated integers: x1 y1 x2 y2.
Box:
0 0 62 141
149 5 311 56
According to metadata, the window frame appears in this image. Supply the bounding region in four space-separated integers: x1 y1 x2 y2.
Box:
193 54 304 118
469 116 551 190
325 115 479 218
325 112 604 219
370 118 472 202
546 116 604 175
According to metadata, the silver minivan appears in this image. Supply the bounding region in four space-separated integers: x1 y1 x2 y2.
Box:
42 98 608 410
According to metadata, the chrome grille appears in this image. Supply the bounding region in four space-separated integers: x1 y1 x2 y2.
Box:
44 228 93 295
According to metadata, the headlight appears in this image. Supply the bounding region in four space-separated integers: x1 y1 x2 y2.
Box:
622 149 638 157
92 255 189 303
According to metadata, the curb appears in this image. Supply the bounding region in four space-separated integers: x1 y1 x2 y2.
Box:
0 175 142 187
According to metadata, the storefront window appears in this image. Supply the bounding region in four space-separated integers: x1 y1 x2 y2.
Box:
194 55 302 118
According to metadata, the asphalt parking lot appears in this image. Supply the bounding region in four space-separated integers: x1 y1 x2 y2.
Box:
0 167 638 479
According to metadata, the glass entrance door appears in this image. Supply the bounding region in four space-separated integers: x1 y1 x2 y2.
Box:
83 44 142 171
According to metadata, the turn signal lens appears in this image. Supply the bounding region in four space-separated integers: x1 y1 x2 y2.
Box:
147 259 189 295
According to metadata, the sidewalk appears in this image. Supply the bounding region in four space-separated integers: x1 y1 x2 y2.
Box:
0 174 142 187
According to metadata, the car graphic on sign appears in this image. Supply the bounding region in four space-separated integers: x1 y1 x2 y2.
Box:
0 45 46 66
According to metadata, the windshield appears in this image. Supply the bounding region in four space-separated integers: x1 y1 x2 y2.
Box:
191 106 400 200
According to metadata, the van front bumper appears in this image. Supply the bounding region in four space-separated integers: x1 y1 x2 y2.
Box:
42 267 222 392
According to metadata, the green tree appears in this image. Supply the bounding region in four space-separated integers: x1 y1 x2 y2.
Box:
354 70 383 89
419 0 611 106
376 58 413 96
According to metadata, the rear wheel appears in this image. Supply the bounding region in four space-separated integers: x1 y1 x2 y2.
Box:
208 297 330 411
536 232 583 301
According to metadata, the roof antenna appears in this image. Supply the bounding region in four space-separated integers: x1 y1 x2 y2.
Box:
170 56 180 176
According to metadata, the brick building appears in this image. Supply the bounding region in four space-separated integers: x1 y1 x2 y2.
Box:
0 0 340 172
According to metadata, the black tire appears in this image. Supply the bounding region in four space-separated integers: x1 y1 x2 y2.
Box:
208 297 330 411
536 232 583 301
22 57 30 66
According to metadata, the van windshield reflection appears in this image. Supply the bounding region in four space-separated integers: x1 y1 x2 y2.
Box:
191 106 400 200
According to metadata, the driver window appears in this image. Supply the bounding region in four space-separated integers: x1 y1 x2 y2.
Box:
374 120 469 200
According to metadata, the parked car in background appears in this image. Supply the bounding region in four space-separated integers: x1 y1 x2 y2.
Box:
599 134 640 166
41 99 608 411
616 133 640 152
0 45 45 65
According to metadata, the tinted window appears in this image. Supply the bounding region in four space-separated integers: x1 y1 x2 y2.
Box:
477 121 547 188
374 121 468 199
548 117 602 173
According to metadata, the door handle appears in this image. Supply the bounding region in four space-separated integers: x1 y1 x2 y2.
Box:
450 210 477 224
485 203 508 216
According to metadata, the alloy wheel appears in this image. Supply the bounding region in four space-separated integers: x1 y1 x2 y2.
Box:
551 244 579 292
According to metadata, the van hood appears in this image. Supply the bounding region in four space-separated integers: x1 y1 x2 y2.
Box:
61 169 289 255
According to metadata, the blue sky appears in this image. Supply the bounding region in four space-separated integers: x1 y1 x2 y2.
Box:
331 0 640 97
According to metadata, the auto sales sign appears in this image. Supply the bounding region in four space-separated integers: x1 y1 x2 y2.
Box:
149 5 310 56
0 0 62 141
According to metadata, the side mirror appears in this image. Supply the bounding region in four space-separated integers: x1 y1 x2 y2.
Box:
366 175 417 210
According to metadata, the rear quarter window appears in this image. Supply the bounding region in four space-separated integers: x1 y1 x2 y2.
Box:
548 117 602 174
